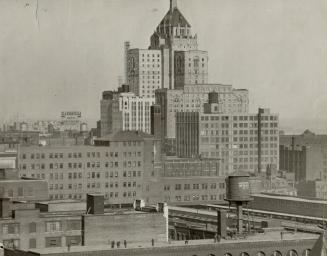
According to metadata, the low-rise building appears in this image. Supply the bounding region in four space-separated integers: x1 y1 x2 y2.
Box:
0 194 167 251
18 131 160 203
147 157 226 205
279 140 327 182
296 180 327 199
250 193 327 218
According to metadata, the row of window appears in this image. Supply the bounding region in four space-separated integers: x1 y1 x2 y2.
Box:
2 220 80 235
21 151 121 160
49 191 136 200
22 161 143 170
165 193 225 202
171 183 225 191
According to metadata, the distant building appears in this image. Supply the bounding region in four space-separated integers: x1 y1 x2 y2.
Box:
150 105 162 140
174 50 208 89
100 90 120 137
0 131 40 146
111 92 154 134
176 112 199 158
60 111 82 131
155 85 249 143
149 0 201 90
18 131 160 203
0 147 48 201
176 108 279 175
280 142 327 182
280 129 327 146
127 49 162 98
262 177 297 196
297 180 327 199
147 157 226 205
100 91 154 136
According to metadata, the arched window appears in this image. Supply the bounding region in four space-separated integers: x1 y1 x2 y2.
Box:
257 252 265 256
286 250 298 256
271 251 282 256
302 249 310 256
208 254 216 256
240 253 250 256
224 254 232 256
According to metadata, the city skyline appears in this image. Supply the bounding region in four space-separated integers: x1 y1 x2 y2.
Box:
1 0 327 133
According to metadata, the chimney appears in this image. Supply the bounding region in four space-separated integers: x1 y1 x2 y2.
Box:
170 0 177 11
86 194 104 215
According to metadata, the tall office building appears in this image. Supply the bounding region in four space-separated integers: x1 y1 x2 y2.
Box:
174 50 208 89
127 49 162 98
176 104 279 175
149 0 205 90
176 112 199 158
111 92 154 134
156 84 249 142
100 91 120 137
100 90 154 136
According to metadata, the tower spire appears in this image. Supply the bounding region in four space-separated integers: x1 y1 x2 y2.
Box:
170 0 177 11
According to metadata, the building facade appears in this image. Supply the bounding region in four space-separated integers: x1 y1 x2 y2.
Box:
176 108 279 175
100 91 154 136
149 0 201 90
0 196 167 251
111 93 154 134
155 85 249 141
296 180 327 199
174 50 208 89
279 131 327 182
176 112 199 158
147 157 226 205
18 131 160 203
127 49 162 98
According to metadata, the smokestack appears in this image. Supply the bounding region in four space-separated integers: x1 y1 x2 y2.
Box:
124 41 130 84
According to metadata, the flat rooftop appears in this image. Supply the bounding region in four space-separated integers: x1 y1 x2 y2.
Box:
26 230 318 255
253 194 327 205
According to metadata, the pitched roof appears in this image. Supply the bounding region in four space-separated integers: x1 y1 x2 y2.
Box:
159 8 191 28
311 231 327 256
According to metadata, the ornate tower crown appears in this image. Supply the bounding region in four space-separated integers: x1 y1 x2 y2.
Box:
154 0 191 39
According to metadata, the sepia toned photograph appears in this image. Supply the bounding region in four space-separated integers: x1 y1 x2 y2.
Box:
0 0 326 255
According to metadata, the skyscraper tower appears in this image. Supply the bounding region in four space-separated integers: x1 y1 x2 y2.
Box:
149 0 208 90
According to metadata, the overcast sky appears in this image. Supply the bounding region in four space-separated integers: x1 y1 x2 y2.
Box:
1 0 327 133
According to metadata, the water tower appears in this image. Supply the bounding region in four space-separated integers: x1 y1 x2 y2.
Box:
225 171 253 234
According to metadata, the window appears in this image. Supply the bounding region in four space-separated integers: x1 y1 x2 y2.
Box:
45 237 62 247
66 236 81 246
3 239 20 249
29 238 36 249
29 222 37 233
3 223 20 234
46 221 61 232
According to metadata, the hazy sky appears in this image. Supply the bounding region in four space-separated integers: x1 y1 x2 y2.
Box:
1 0 327 132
